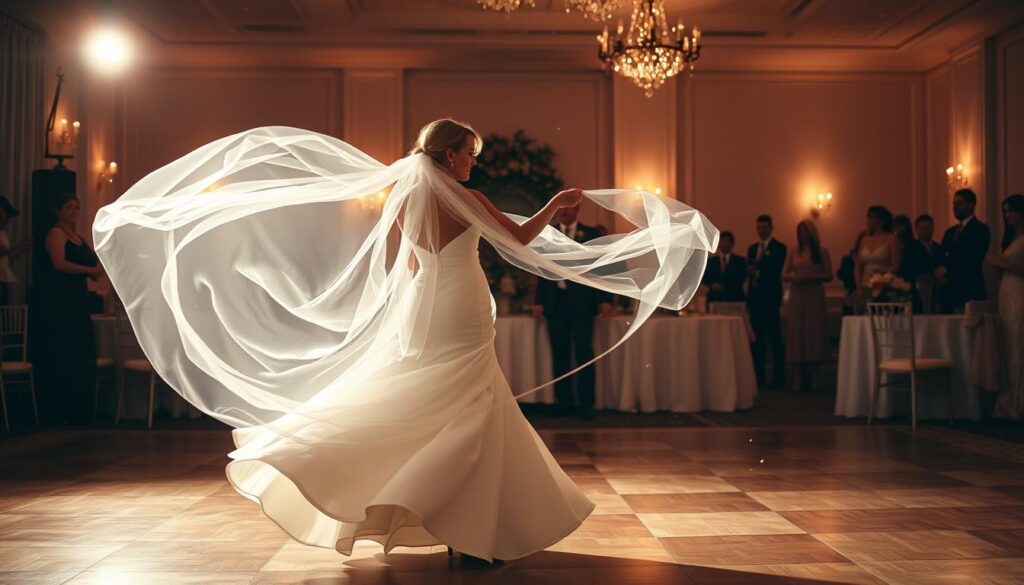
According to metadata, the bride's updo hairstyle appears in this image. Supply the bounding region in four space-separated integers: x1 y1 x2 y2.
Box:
410 118 482 167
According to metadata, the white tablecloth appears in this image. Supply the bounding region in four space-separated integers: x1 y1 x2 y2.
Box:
594 316 758 413
493 317 555 404
495 315 758 413
95 313 759 419
834 315 999 421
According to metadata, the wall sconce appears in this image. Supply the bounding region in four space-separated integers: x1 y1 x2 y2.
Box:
632 184 663 196
97 161 118 189
946 163 968 190
359 189 388 212
44 68 79 168
810 191 833 217
57 118 80 146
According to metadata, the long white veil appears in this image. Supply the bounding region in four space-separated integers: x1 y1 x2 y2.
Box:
93 126 718 428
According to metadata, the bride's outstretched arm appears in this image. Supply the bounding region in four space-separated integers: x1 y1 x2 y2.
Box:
468 187 583 246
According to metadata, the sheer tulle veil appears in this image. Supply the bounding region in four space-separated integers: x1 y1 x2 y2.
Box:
93 126 718 429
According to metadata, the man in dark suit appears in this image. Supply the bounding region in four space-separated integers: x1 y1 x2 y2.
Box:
914 214 942 313
534 205 613 420
935 189 991 313
703 231 747 302
746 214 787 387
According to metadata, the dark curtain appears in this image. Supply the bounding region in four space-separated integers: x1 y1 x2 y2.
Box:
0 11 44 301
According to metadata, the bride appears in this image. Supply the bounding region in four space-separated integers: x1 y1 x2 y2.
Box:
93 119 717 561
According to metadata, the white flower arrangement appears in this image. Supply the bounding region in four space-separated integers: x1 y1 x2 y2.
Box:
863 272 912 302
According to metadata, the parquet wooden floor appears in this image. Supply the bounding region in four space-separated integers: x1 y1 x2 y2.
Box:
1 426 1022 584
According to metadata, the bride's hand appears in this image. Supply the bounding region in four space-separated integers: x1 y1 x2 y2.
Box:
553 188 584 208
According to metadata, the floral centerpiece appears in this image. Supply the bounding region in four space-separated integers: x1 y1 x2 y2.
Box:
466 130 564 201
862 272 913 304
467 130 566 313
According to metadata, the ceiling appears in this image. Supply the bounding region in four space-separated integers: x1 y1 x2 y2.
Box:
4 0 1024 71
104 0 1019 48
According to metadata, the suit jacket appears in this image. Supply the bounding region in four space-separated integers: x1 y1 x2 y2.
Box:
938 218 990 308
916 239 942 274
898 239 928 282
836 253 857 294
535 222 612 318
746 238 787 308
703 253 747 302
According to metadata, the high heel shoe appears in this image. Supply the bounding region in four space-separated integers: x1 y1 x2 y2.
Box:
445 546 503 566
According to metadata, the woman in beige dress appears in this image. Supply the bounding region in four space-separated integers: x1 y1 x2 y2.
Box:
783 220 833 391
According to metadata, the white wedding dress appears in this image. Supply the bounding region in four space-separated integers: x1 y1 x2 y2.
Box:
995 235 1024 420
92 127 717 561
226 226 593 559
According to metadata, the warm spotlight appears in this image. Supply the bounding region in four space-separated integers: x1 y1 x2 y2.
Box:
83 27 133 76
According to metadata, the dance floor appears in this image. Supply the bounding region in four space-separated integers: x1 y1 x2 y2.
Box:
1 426 1023 584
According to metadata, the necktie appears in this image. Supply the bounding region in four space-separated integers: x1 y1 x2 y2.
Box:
757 242 766 262
721 255 727 272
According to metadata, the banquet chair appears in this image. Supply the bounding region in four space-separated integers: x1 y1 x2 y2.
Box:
93 313 118 419
866 302 953 430
708 301 756 342
708 301 748 316
110 296 162 429
0 305 38 432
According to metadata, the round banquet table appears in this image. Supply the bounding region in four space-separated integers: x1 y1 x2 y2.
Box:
495 314 757 413
834 314 1001 421
593 315 757 413
94 312 759 419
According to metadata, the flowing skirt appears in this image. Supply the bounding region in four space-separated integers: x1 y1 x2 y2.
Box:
225 236 594 560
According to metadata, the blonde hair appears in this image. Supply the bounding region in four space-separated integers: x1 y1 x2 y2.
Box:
410 118 482 167
796 219 824 265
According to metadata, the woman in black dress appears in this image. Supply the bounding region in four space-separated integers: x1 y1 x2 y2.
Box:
893 214 924 312
36 194 104 424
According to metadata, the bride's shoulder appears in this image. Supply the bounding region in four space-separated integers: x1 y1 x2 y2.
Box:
466 187 488 203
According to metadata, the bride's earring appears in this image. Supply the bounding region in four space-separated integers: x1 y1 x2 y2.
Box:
448 159 454 173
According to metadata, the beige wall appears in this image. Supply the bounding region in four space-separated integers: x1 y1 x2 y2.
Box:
950 46 988 217
922 22 1024 246
684 73 921 265
926 65 953 228
63 25 1022 266
405 71 612 227
120 68 341 187
997 27 1024 200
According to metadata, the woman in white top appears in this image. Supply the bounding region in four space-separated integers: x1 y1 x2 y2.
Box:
0 196 31 305
855 205 902 298
988 194 1024 420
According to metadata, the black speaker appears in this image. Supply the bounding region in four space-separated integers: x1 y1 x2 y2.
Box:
30 167 76 285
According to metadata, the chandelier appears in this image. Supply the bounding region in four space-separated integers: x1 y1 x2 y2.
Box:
476 0 534 14
597 0 701 97
565 0 623 22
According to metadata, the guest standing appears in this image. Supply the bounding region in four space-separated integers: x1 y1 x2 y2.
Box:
34 194 103 425
855 206 900 305
893 215 925 312
746 214 786 387
914 214 942 313
988 194 1024 420
783 220 832 392
0 196 31 305
703 231 746 302
936 189 991 313
534 205 613 420
837 230 867 315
